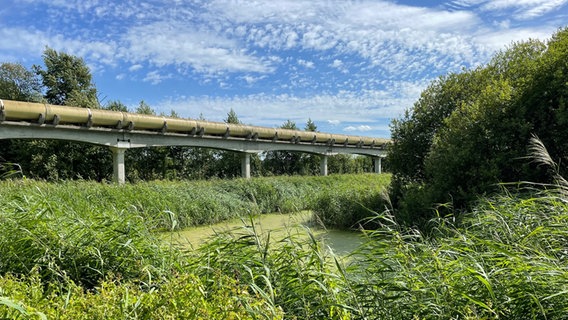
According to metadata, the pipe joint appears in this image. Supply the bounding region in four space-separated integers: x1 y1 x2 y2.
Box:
161 120 168 134
0 99 4 121
86 108 93 127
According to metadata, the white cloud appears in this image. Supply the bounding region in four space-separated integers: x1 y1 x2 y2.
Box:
344 125 373 132
298 59 315 68
129 64 143 72
475 27 557 51
122 21 274 74
157 81 424 130
0 27 117 67
331 59 343 68
481 0 568 19
143 71 172 85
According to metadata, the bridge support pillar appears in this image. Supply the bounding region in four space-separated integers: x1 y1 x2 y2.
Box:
374 157 382 174
241 153 251 179
111 147 127 184
320 155 328 176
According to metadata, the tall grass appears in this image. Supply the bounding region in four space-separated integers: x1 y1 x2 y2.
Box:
311 173 390 229
0 157 22 179
193 219 355 319
0 174 390 231
3 168 568 318
350 191 568 319
0 188 178 289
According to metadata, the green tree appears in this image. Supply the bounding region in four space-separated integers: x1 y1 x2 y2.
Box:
135 100 155 115
105 100 129 112
0 62 43 171
263 120 304 175
304 118 317 132
34 47 98 108
226 108 240 124
6 49 111 180
0 62 42 101
387 28 568 226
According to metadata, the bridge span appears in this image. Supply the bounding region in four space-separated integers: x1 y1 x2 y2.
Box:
0 99 389 183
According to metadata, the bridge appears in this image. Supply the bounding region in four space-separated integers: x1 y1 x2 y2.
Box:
0 99 389 183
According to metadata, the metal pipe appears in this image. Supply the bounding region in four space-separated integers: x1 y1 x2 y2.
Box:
0 99 390 148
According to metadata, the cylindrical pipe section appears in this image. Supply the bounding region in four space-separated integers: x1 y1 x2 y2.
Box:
123 113 166 130
276 128 297 141
332 133 350 145
45 105 90 124
196 120 228 135
1 100 46 122
228 124 254 138
256 127 278 139
90 109 125 127
165 117 198 133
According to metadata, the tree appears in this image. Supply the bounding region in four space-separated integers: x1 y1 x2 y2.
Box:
5 49 110 180
0 62 43 170
304 118 317 132
387 28 568 226
34 47 98 108
135 100 155 115
263 120 303 175
0 62 42 101
225 108 240 124
105 100 129 112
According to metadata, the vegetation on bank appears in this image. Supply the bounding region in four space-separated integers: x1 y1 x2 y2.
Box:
1 172 568 318
0 174 388 319
388 27 568 225
0 174 390 231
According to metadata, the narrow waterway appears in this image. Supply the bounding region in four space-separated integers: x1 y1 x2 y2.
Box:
165 211 363 256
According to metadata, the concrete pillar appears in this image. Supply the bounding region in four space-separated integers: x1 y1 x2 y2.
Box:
111 147 126 184
320 155 328 176
241 153 251 179
374 157 382 174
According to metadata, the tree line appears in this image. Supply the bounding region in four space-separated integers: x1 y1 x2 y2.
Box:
388 27 568 226
0 48 374 181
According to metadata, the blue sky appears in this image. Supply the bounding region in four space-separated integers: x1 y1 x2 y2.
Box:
1 0 566 138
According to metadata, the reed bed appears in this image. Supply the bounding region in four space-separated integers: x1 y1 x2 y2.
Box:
2 173 568 318
0 174 389 231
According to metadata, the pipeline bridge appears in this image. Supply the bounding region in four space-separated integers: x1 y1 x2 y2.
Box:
0 99 389 183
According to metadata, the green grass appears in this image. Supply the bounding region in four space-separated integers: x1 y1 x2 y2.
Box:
0 174 390 231
2 174 568 318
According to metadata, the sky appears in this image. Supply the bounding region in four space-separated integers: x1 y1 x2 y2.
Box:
0 1 567 138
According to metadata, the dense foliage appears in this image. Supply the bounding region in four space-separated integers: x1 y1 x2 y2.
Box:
389 27 568 225
0 174 389 232
2 173 568 318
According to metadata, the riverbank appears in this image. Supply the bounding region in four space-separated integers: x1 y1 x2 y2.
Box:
2 175 566 318
0 173 390 231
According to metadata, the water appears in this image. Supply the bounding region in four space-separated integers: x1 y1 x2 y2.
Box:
165 211 363 256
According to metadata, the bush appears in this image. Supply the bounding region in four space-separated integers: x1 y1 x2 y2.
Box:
388 27 568 224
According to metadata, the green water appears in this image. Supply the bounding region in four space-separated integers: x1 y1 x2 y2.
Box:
166 211 363 256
